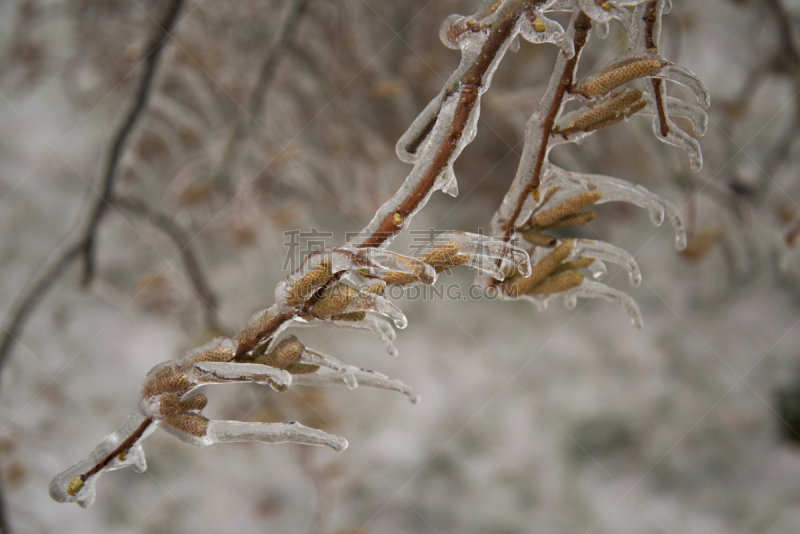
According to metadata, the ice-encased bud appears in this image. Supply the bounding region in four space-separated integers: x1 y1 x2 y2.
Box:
50 413 156 508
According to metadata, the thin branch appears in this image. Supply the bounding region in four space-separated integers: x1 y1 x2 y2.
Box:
113 196 226 334
495 11 592 241
80 0 186 284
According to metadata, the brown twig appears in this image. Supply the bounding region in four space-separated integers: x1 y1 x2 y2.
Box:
80 0 186 284
359 1 534 248
113 196 226 333
499 11 592 241
79 419 153 483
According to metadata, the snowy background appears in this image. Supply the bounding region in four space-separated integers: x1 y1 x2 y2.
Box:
2 0 800 533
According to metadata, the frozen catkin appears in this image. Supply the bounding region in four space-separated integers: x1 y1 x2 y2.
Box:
52 0 708 509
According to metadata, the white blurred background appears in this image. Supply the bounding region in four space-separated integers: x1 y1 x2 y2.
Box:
2 0 800 532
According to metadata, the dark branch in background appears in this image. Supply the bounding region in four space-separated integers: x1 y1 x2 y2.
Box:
113 197 225 333
0 4 184 528
213 0 311 196
80 0 186 284
0 0 185 370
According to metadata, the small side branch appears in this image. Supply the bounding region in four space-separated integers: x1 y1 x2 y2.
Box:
113 196 225 333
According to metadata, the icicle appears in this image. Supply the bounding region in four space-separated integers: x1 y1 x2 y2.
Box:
563 294 578 309
291 365 420 404
518 12 566 46
300 348 358 390
571 239 642 287
160 419 348 452
49 412 156 508
442 166 459 197
540 166 687 250
413 230 532 279
570 279 644 329
658 64 711 109
191 362 293 392
589 258 607 280
596 20 610 39
509 34 520 52
521 278 644 329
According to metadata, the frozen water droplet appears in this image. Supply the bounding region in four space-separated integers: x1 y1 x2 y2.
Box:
509 35 520 52
596 21 610 39
443 167 459 197
564 294 577 310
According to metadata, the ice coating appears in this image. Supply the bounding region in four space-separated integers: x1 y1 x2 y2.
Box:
412 230 532 279
300 348 358 390
519 278 644 329
658 64 711 109
649 96 709 136
292 365 420 404
489 10 590 238
192 361 293 391
352 1 564 249
531 165 687 250
50 412 155 508
588 258 607 280
159 419 348 452
353 249 437 286
571 239 642 287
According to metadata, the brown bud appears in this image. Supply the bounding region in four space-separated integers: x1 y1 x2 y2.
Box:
307 283 358 319
521 230 557 247
538 210 596 230
179 394 208 413
142 373 191 398
189 346 234 363
331 311 367 322
531 192 602 228
284 362 321 375
526 270 584 296
560 88 645 136
549 257 595 278
504 240 574 297
286 258 333 307
419 241 460 267
164 413 209 438
575 56 664 98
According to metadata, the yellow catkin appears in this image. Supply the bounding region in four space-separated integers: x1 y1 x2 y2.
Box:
67 476 84 496
578 57 663 98
331 311 367 322
164 413 209 438
549 257 595 277
531 192 602 228
269 336 305 368
179 394 208 413
366 283 385 296
526 271 584 296
419 241 460 267
537 210 596 230
434 253 470 273
562 88 644 135
521 230 557 247
532 19 546 32
382 271 420 286
142 373 191 398
189 346 234 363
307 283 357 318
234 311 273 347
286 258 333 307
284 362 320 375
157 393 182 416
504 240 574 297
